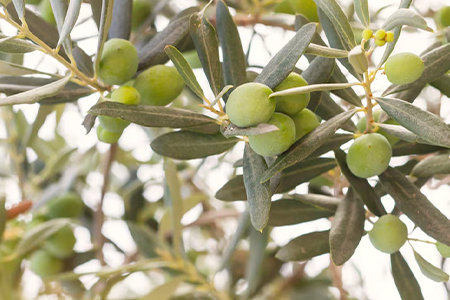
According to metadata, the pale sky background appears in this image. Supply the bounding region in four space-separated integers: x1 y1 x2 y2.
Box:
1 0 450 299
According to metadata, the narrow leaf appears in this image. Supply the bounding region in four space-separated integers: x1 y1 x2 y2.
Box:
72 46 94 78
89 102 218 128
391 252 424 300
313 0 356 49
291 193 341 211
260 109 356 183
301 56 336 86
309 133 353 157
411 152 450 178
138 11 195 71
329 66 362 107
382 9 433 32
430 74 450 98
276 157 337 193
221 122 279 138
220 209 250 269
305 43 349 58
0 75 71 106
255 23 317 89
165 45 206 101
269 82 360 98
376 97 450 148
376 123 432 145
0 34 39 53
0 60 42 76
127 222 170 258
190 12 223 96
330 188 365 265
334 149 386 216
243 144 271 231
413 250 449 282
108 0 132 40
392 140 446 157
94 0 114 77
245 228 268 298
151 131 238 160
49 0 72 56
379 167 450 247
215 175 246 201
216 0 247 89
57 0 83 51
354 0 370 27
210 85 233 107
276 230 330 261
383 44 450 96
11 0 24 20
268 199 334 226
164 159 184 256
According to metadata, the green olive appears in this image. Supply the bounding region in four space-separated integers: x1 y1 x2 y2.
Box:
226 82 275 128
369 214 408 254
96 125 122 144
46 192 85 219
132 0 152 30
133 65 185 106
346 133 392 178
385 52 424 85
29 250 63 277
248 112 296 156
273 73 310 116
290 108 319 141
438 6 450 27
42 225 76 259
98 39 139 86
38 0 56 25
290 0 319 22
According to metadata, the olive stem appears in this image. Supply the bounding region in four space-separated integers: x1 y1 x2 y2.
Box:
408 238 436 245
363 71 374 134
0 12 107 92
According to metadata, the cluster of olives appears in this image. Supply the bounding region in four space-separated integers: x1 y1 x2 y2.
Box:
96 38 185 143
226 73 319 157
27 192 85 277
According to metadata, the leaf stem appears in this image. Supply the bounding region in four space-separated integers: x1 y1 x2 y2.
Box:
363 71 374 133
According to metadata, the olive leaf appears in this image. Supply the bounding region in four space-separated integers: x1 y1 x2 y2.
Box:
391 252 424 300
304 43 349 58
245 228 269 298
215 175 246 201
329 188 365 266
268 199 334 227
221 122 279 138
108 0 132 40
431 74 450 98
382 9 433 32
243 144 272 232
0 198 6 246
354 0 370 28
56 0 83 52
410 152 450 178
269 82 360 98
11 0 25 20
151 131 238 160
0 34 39 54
291 194 341 211
375 97 450 148
413 250 450 282
376 123 433 145
276 230 330 262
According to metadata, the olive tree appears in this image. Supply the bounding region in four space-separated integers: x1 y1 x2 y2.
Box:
0 0 450 299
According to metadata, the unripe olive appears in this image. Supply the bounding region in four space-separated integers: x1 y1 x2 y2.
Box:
356 110 400 145
133 65 185 106
29 250 63 277
374 29 386 40
346 133 392 178
385 31 395 43
98 115 129 133
99 39 139 86
385 52 424 85
96 125 122 144
369 214 408 254
362 28 373 40
46 192 85 219
290 108 319 141
290 0 319 22
436 242 450 258
132 0 152 30
42 226 76 259
248 112 296 157
375 38 386 47
438 6 450 27
38 0 56 25
273 73 310 116
226 82 275 128
111 86 141 105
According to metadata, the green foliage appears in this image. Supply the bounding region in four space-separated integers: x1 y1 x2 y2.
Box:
1 0 450 299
